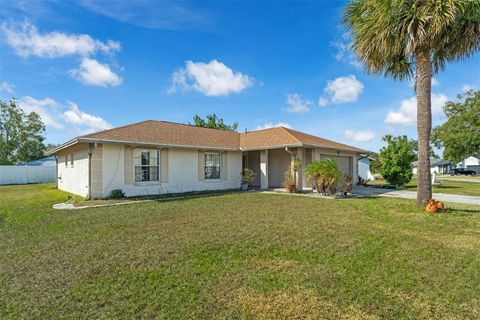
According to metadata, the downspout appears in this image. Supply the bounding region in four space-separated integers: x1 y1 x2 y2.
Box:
88 145 92 200
55 156 58 189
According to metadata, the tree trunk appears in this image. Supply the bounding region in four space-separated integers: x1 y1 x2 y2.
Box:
415 50 433 208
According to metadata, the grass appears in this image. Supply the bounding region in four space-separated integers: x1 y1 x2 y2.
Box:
1 184 480 319
367 177 480 196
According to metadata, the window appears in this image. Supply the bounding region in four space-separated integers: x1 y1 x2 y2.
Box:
64 155 67 167
134 150 159 182
205 153 222 179
70 153 74 167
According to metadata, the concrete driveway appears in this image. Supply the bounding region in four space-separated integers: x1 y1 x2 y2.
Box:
438 177 480 183
353 186 480 205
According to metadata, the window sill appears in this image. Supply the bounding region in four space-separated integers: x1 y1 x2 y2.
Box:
134 181 161 186
204 179 224 183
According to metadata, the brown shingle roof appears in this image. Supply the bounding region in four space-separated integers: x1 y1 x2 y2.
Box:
80 120 240 150
240 127 365 152
240 127 301 150
51 120 366 154
283 128 365 152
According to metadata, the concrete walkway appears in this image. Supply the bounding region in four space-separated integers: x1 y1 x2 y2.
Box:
353 186 480 205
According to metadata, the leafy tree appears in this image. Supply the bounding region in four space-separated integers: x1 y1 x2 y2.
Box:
379 135 416 187
191 114 238 132
368 152 381 174
0 99 46 164
432 89 480 163
408 139 439 160
343 0 480 207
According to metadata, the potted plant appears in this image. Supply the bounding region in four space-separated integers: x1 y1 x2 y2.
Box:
240 168 256 191
343 175 352 195
283 169 296 193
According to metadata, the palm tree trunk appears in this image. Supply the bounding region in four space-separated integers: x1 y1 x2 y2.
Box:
415 50 432 208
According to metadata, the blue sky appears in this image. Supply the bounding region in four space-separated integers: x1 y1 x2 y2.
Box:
1 0 479 152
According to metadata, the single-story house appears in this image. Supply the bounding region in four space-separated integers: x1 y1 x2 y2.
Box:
358 156 375 181
412 159 454 175
48 120 367 199
458 156 480 173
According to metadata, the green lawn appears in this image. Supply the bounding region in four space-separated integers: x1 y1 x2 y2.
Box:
367 177 480 196
1 184 480 319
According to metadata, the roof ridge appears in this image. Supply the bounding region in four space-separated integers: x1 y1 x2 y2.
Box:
81 119 155 138
279 127 303 145
159 120 241 135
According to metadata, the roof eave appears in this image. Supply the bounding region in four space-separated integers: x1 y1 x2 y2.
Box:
77 137 240 151
240 143 303 151
46 138 79 155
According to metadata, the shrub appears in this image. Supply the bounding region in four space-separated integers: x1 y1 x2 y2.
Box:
240 168 256 184
343 175 352 194
109 189 126 199
305 158 342 196
379 135 416 187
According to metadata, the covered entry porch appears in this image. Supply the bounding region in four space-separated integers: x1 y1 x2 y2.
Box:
242 147 357 190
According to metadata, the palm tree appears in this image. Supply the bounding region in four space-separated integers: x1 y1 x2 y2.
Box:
343 0 480 207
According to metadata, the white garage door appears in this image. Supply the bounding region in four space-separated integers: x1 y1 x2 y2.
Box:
319 155 352 177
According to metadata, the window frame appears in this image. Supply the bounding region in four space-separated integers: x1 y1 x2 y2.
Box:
133 149 160 184
204 152 222 180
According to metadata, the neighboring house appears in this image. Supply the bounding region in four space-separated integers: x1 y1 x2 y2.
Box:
358 156 375 181
16 157 56 166
457 156 480 174
48 120 367 199
411 159 454 175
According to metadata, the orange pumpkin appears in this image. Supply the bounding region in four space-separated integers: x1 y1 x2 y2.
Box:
436 201 445 212
426 199 437 213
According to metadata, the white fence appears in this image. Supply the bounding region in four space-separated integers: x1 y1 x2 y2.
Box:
0 165 56 185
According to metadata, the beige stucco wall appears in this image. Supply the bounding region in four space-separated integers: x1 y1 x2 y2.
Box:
101 144 242 198
268 149 291 188
56 143 90 198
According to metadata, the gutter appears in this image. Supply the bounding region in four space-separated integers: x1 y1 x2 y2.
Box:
48 138 367 155
88 148 92 200
55 156 58 189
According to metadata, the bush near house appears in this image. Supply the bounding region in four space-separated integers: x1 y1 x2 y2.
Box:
379 135 416 187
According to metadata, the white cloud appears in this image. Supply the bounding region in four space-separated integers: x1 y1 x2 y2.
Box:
18 96 63 129
331 32 362 68
345 129 375 142
70 58 123 87
168 60 254 97
17 96 111 134
63 102 112 132
256 122 292 130
285 93 312 113
0 81 15 94
1 20 120 58
385 93 449 126
323 75 364 104
318 97 328 107
461 84 475 93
